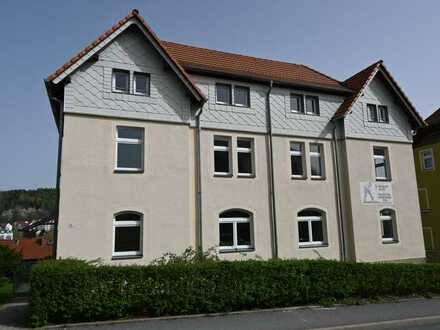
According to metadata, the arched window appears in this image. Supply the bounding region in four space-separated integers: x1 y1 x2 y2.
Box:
297 209 327 247
113 212 143 258
380 209 398 243
219 210 253 251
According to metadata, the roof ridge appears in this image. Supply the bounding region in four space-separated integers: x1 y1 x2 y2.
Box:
162 40 306 68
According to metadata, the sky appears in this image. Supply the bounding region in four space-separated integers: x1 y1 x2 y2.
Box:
0 0 439 190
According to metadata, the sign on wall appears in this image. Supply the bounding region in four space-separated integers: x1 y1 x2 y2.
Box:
360 182 393 205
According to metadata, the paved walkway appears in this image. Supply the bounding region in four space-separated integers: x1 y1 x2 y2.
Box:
2 298 440 329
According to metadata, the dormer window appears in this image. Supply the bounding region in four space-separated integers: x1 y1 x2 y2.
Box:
216 83 250 107
112 69 130 93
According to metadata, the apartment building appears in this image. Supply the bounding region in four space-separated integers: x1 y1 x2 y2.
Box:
414 108 440 261
45 10 426 263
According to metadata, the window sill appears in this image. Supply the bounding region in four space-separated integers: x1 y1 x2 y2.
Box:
214 173 233 178
215 102 250 109
375 178 391 182
311 176 326 181
382 240 399 245
219 248 255 254
299 243 328 249
237 174 255 178
112 89 130 94
112 254 143 260
114 169 144 174
291 175 307 180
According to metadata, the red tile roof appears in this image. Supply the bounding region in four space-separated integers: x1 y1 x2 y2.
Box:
333 61 382 119
426 108 440 125
162 41 351 93
0 238 53 261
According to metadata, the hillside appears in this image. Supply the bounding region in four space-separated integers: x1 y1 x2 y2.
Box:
0 188 57 223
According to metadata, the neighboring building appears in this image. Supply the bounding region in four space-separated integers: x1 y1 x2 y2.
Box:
0 223 14 240
414 108 440 260
0 238 53 262
45 10 426 264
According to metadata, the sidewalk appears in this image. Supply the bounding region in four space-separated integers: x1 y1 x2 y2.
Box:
2 297 440 329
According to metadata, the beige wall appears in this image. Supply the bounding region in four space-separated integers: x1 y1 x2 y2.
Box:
342 138 425 262
57 114 196 264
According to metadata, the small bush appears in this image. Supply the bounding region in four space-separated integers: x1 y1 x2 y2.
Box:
0 245 22 279
28 259 440 327
0 277 13 304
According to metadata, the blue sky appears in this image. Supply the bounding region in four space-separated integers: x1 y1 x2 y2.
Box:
1 0 439 190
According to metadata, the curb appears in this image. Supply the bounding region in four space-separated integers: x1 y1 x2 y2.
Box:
311 315 440 330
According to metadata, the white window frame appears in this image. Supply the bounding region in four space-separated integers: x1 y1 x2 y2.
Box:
215 83 232 105
115 127 144 172
112 213 143 257
380 210 397 243
310 143 325 179
219 216 253 251
112 69 130 93
290 142 305 178
214 136 232 176
298 215 325 247
378 105 389 123
305 95 320 116
233 85 251 107
290 93 305 113
373 147 390 181
420 148 435 171
133 72 150 96
237 138 254 177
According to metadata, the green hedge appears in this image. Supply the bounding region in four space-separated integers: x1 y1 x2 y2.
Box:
0 277 13 304
0 245 22 279
29 259 440 327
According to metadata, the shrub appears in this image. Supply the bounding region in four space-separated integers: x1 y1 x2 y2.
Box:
0 245 22 279
0 277 13 304
28 259 440 327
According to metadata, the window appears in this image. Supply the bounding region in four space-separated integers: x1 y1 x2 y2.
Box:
116 127 144 172
421 149 435 171
368 104 389 123
219 210 253 251
290 142 305 177
373 147 390 180
237 138 254 176
214 137 231 175
367 104 378 122
113 212 142 257
216 83 232 105
305 96 319 115
378 105 389 123
234 86 250 107
310 143 324 179
380 209 397 243
297 209 326 247
112 69 129 93
418 188 430 211
133 72 150 96
290 94 304 113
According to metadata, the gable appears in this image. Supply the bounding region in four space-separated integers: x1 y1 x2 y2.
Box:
63 26 194 124
344 72 414 142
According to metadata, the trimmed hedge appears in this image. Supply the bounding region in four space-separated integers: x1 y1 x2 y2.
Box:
0 245 22 279
29 259 440 327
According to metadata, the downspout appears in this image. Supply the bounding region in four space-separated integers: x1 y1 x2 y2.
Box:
50 96 64 260
266 80 278 259
331 118 346 261
195 106 204 253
